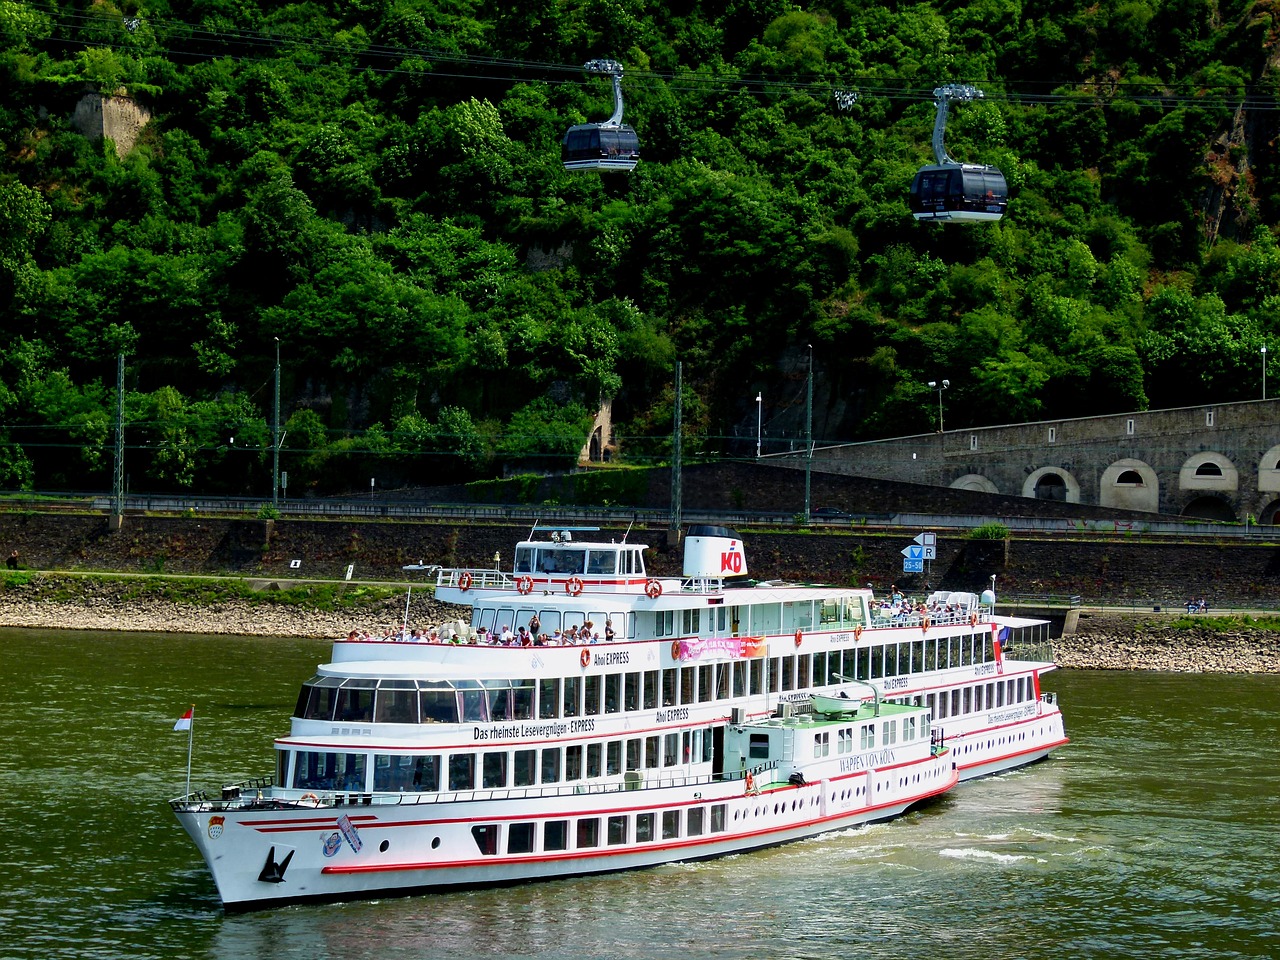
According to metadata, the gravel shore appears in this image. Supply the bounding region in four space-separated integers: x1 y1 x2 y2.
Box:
2 576 1277 671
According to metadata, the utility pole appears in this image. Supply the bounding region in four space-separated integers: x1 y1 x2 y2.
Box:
804 345 813 524
670 361 682 535
111 352 125 531
272 337 281 508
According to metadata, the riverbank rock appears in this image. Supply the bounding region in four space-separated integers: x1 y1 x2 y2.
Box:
1056 612 1280 673
0 574 467 638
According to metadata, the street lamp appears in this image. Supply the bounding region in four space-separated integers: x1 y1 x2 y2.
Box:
927 379 950 432
755 392 762 459
1262 346 1268 400
804 346 813 524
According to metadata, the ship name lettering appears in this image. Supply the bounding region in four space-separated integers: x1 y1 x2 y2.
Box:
882 676 908 691
593 650 630 667
656 707 689 723
974 663 997 676
570 718 596 733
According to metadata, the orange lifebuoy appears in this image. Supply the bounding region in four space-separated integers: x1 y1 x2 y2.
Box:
921 616 931 633
969 612 978 627
580 647 591 668
671 640 682 660
744 772 756 795
566 576 584 596
645 578 663 599
794 629 803 648
458 571 473 591
854 625 863 641
516 575 533 595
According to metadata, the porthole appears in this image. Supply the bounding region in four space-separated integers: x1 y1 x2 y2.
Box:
379 839 390 853
431 837 441 849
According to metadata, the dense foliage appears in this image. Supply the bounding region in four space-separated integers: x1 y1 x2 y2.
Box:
1 0 1279 496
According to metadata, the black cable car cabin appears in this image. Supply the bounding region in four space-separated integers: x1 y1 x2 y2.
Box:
909 163 1008 223
561 123 640 172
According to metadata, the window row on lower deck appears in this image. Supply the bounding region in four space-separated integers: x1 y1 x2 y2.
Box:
287 727 716 793
473 804 730 856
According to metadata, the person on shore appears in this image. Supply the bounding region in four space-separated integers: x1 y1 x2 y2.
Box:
6 550 18 570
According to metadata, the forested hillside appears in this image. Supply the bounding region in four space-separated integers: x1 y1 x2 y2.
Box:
1 0 1278 497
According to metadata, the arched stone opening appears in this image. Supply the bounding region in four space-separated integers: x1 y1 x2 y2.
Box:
1180 495 1237 522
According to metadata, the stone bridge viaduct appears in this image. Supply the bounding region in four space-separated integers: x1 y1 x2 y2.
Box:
797 398 1280 524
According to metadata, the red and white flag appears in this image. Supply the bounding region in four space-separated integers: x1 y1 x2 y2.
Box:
173 707 193 732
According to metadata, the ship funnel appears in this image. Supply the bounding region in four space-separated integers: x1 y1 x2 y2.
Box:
683 525 748 579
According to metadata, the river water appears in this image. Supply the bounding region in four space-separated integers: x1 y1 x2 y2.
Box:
3 628 1277 960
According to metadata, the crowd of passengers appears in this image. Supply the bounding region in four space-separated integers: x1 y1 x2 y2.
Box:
347 616 617 647
875 586 974 624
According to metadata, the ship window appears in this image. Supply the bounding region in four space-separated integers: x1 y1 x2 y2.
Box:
514 546 534 573
545 820 568 851
750 659 764 694
539 678 560 719
662 669 677 706
749 733 770 759
513 749 536 787
636 812 655 842
687 807 705 837
781 657 795 691
374 680 418 724
563 675 581 717
449 753 476 790
662 810 680 839
681 608 701 634
680 666 695 704
905 716 917 740
643 671 659 709
541 748 561 784
483 752 507 789
607 741 622 775
584 675 601 716
734 661 748 697
293 751 367 791
710 804 727 832
298 675 342 720
838 728 853 754
565 744 583 781
603 673 621 713
374 754 435 792
586 743 602 777
664 733 679 766
507 822 535 854
656 610 674 637
335 680 376 723
814 731 830 758
576 818 600 848
471 824 498 856
860 723 874 749
698 664 712 701
624 672 640 711
608 816 628 845
797 654 811 689
587 550 616 575
626 738 641 771
645 735 660 768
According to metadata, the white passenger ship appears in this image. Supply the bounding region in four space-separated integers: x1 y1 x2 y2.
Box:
171 524 1066 910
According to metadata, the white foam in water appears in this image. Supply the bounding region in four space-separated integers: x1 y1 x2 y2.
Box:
939 847 1044 864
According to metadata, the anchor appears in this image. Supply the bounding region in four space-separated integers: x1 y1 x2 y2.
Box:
257 846 294 884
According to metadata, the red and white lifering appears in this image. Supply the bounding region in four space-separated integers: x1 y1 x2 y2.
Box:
794 629 803 648
580 647 591 668
516 575 533 595
969 612 978 627
921 616 931 633
671 640 682 660
457 571 473 591
854 625 863 641
566 576 584 596
645 579 663 599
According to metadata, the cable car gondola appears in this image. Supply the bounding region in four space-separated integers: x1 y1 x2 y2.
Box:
562 59 640 173
908 85 1007 223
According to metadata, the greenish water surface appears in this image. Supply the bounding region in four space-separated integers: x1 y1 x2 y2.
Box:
2 628 1276 960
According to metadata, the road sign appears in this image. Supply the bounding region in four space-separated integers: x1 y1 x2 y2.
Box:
921 546 936 559
900 545 925 560
913 532 936 547
903 558 924 573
